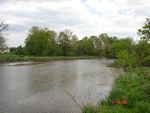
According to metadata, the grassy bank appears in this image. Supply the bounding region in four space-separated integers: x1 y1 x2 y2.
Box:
0 53 101 62
82 67 150 113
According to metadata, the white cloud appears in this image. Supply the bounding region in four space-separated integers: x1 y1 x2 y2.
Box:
0 0 149 47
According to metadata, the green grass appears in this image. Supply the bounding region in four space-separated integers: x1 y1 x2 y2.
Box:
0 53 101 62
82 67 150 113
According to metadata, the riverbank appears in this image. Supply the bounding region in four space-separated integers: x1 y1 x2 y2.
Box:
82 67 150 113
0 53 102 62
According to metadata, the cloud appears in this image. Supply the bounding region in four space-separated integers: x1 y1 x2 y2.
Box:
0 0 149 47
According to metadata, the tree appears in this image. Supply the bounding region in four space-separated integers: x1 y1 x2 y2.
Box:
136 40 150 58
10 46 25 55
47 30 57 55
116 50 137 71
98 33 117 57
0 36 6 50
137 18 150 66
109 38 133 58
58 29 74 56
25 26 55 56
138 18 150 41
70 34 78 55
0 22 8 32
16 45 25 55
77 37 94 55
0 22 8 51
88 35 104 56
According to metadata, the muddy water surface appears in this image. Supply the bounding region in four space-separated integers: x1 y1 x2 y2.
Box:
0 59 116 113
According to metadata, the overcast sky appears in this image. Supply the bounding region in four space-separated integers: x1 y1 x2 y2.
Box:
0 0 150 47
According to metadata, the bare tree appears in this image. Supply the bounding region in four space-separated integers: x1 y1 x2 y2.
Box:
0 22 8 32
0 22 8 51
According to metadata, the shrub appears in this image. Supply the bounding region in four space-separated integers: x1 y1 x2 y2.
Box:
141 56 150 66
82 104 97 113
116 50 137 71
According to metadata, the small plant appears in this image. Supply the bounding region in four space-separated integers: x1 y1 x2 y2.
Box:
82 104 97 113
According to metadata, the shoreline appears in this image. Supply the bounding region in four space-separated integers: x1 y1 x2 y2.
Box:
0 54 103 63
82 67 150 113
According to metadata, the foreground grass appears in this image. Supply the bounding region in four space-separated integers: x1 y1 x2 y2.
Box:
0 53 101 62
82 67 150 113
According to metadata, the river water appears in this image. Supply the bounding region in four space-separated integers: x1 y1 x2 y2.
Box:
0 59 116 113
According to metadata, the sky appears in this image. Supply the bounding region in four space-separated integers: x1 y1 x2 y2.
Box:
0 0 150 47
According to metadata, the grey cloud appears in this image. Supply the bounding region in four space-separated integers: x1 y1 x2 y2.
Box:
0 0 149 47
0 0 69 4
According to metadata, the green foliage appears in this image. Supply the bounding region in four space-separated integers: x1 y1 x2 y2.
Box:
0 35 6 50
99 33 117 57
77 37 95 55
4 18 150 65
141 56 150 66
138 18 150 41
99 105 131 113
0 54 99 62
10 46 25 55
134 101 150 113
109 38 133 58
82 67 150 113
58 29 74 56
25 27 56 56
116 50 137 71
82 104 97 113
136 40 150 58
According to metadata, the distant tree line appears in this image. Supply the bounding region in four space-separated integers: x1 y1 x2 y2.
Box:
8 18 150 67
11 27 135 57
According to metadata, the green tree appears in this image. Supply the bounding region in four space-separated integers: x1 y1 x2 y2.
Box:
25 27 54 56
99 33 117 57
16 45 25 55
138 18 150 41
47 30 57 55
116 50 137 71
70 34 78 56
77 37 94 55
88 36 99 55
136 40 150 66
136 40 150 58
0 36 6 51
58 29 74 56
109 38 133 58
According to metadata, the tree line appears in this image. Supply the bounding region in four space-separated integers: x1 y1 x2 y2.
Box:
11 28 136 57
1 18 150 67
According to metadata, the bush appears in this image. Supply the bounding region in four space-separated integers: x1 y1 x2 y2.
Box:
116 50 137 71
82 104 97 113
134 101 150 113
141 56 150 66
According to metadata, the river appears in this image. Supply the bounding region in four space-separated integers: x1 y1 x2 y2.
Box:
0 59 116 113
